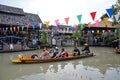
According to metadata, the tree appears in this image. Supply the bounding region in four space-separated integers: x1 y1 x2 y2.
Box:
40 31 48 44
112 0 120 47
112 0 120 25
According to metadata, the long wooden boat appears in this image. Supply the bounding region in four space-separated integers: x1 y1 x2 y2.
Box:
12 53 95 64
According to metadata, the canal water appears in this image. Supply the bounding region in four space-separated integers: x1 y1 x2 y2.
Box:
0 47 120 80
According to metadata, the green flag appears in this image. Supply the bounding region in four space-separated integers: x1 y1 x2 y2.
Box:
77 15 82 23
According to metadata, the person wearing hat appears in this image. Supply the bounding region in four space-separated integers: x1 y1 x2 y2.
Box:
82 43 90 55
51 47 59 58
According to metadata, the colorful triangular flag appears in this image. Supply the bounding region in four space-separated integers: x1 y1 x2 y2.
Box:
90 12 96 21
77 15 82 23
45 21 50 28
106 8 114 18
55 19 59 26
64 17 69 25
103 17 109 26
95 20 99 26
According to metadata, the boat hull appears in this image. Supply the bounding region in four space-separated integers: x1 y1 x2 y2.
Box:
12 53 95 64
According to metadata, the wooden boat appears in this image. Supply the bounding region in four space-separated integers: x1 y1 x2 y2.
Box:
114 49 120 54
11 53 95 64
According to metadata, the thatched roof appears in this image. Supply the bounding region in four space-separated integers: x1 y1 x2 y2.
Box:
0 4 43 27
0 4 24 15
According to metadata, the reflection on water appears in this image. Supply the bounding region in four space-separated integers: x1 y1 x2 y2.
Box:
13 62 120 80
0 47 120 80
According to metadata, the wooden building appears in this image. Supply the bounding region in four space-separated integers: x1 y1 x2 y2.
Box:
0 4 43 51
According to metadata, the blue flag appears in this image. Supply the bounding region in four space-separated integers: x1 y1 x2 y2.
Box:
106 8 114 18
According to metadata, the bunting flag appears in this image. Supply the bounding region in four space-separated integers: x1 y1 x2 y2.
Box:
45 21 50 28
103 17 109 26
92 30 94 33
106 8 114 18
17 26 20 31
22 25 24 31
64 17 69 25
108 30 111 32
55 19 59 26
102 30 105 33
114 29 117 33
0 27 1 32
77 15 82 23
2 28 4 32
90 12 96 21
95 20 99 26
76 25 79 30
13 27 16 32
10 27 12 32
39 23 42 29
88 22 91 28
97 30 100 33
32 24 35 30
26 24 29 30
6 27 8 31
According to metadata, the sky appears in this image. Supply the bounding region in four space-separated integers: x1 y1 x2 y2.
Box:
0 0 117 25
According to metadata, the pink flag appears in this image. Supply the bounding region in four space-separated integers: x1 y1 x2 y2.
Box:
55 19 59 26
14 27 16 31
26 24 29 30
95 20 99 26
64 17 69 25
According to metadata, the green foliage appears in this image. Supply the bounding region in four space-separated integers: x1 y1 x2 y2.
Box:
112 0 120 26
104 34 116 45
40 31 48 44
72 31 79 38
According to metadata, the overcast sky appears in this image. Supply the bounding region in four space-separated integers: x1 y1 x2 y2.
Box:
0 0 117 25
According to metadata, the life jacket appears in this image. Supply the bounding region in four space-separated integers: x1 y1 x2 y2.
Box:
62 51 68 57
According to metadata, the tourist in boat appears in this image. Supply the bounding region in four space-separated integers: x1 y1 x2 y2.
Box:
72 46 80 56
55 48 68 58
31 54 39 60
82 43 90 55
40 47 50 59
51 47 59 58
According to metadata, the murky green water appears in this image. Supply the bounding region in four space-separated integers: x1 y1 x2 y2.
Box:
0 47 120 80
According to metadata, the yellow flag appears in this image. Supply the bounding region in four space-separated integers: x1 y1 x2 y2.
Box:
10 27 12 32
97 30 99 33
103 17 108 26
45 21 50 28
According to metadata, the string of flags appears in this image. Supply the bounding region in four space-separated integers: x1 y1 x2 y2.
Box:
52 7 114 28
0 7 116 33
